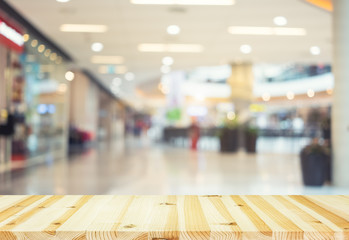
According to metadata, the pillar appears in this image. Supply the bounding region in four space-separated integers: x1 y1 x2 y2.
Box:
332 0 349 186
227 62 254 122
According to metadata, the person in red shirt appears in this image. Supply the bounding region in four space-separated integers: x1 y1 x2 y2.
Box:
189 118 200 150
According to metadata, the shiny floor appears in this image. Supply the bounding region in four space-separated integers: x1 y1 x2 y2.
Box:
0 137 348 195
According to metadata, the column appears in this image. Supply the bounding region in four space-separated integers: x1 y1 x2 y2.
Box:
332 0 349 186
227 62 254 121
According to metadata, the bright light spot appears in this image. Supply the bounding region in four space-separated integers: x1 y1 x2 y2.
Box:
91 42 104 52
38 44 45 53
167 25 181 35
227 111 236 120
262 93 271 102
65 71 75 81
286 91 295 100
44 49 51 57
31 39 38 47
310 46 321 55
240 44 252 54
50 52 57 61
326 88 333 95
194 95 205 102
23 34 29 42
273 16 288 26
125 72 135 81
161 65 171 74
162 56 174 66
112 77 122 86
56 0 70 2
307 89 315 98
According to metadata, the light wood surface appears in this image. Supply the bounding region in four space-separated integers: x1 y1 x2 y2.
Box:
0 195 347 239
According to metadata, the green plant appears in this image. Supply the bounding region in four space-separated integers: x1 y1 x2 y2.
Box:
245 126 258 136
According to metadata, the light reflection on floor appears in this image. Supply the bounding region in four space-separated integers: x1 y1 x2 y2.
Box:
0 137 347 195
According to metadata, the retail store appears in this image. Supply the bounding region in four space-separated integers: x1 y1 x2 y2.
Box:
0 4 71 171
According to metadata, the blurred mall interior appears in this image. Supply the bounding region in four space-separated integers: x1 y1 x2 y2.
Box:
0 0 348 194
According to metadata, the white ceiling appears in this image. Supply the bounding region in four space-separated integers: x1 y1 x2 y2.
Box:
7 0 332 104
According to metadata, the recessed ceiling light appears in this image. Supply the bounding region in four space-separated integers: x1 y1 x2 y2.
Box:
91 42 104 52
162 56 174 66
65 71 74 81
138 43 203 53
228 26 306 36
131 0 234 5
310 46 321 55
91 56 124 64
167 25 181 35
38 44 45 53
57 0 70 2
240 44 252 54
125 72 135 81
60 24 108 33
161 65 171 74
262 93 271 102
112 78 122 86
287 91 295 100
273 16 288 26
307 89 315 98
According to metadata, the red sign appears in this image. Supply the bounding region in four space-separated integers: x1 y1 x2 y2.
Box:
0 17 24 53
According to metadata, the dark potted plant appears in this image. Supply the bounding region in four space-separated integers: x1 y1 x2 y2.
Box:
218 117 239 152
300 139 331 186
245 127 258 153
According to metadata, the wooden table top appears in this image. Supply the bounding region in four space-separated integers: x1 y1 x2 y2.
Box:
0 195 348 239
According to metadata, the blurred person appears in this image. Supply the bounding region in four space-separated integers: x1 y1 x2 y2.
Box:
189 117 200 151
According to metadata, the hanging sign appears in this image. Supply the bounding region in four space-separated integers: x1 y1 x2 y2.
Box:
0 17 24 52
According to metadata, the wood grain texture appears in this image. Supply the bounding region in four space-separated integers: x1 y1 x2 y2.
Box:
0 195 347 239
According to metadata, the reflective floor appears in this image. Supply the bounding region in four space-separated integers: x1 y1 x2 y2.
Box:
0 137 348 195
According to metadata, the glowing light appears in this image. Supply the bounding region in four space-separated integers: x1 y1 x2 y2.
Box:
240 44 252 54
91 42 104 52
162 56 174 66
60 24 108 33
310 46 321 55
65 71 75 81
273 16 288 26
227 111 236 120
287 91 295 100
307 89 315 98
125 72 135 81
167 25 181 35
262 93 271 102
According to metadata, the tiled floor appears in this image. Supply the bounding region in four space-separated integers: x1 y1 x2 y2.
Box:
0 137 347 195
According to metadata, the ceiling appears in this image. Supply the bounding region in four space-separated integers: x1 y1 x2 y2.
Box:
7 0 332 106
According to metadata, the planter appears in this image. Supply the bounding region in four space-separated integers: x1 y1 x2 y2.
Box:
245 133 257 153
219 128 238 152
300 151 327 186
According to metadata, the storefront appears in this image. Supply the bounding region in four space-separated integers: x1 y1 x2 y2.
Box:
0 4 72 171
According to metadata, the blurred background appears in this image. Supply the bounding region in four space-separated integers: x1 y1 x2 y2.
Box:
0 0 348 195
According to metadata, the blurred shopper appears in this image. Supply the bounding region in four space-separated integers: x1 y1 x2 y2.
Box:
189 118 200 150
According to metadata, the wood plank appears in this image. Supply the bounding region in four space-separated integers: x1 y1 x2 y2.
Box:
0 195 346 240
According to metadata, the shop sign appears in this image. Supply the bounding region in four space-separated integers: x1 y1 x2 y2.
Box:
0 17 24 52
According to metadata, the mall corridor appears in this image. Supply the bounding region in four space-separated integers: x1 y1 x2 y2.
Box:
0 0 349 196
1 137 347 195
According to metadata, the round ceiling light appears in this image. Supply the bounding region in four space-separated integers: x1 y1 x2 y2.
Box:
310 46 321 55
56 0 70 2
125 72 135 81
240 44 252 54
167 25 181 35
91 42 104 52
162 56 174 66
273 16 288 26
65 71 75 81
